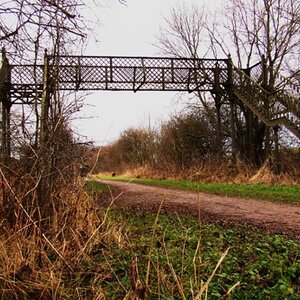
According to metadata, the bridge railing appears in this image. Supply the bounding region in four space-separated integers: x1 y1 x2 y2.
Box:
8 56 230 96
232 64 300 132
47 55 229 92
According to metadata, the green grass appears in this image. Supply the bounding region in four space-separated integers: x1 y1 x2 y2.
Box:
90 208 300 299
83 181 300 299
85 180 111 193
96 175 300 203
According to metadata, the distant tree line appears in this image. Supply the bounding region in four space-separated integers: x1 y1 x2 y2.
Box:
92 104 300 181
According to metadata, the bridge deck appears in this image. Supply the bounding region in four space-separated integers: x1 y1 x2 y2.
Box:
9 56 229 103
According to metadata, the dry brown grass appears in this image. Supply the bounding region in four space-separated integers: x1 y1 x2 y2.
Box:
0 182 128 299
122 165 165 180
115 157 300 185
0 174 243 299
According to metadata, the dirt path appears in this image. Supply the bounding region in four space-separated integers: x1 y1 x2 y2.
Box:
99 180 300 240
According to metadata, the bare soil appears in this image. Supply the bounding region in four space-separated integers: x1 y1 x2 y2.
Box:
98 180 300 240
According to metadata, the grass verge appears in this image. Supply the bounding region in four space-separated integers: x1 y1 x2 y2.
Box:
96 175 300 203
92 207 300 299
86 181 299 299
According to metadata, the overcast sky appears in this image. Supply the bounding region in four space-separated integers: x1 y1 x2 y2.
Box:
72 0 220 145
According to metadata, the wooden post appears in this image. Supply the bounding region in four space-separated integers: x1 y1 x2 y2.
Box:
40 49 50 145
0 48 12 162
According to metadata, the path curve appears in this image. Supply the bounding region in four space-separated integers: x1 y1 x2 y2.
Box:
99 180 300 240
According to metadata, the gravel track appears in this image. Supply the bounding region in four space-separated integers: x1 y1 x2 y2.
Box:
98 180 300 240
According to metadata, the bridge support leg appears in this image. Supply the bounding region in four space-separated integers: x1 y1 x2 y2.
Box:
227 55 237 160
0 48 12 215
213 64 223 155
0 48 12 163
261 55 271 160
40 50 50 145
273 125 280 174
247 109 255 164
1 101 11 161
229 99 237 160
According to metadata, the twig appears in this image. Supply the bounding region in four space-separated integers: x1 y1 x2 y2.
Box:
145 196 165 287
170 264 187 300
76 190 124 258
223 281 240 299
194 247 230 300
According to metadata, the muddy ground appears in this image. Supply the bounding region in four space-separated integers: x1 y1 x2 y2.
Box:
98 180 300 240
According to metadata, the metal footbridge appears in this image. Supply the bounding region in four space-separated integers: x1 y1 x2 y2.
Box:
1 52 300 139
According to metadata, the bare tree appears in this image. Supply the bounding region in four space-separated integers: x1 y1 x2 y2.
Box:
0 0 90 62
156 4 228 157
209 0 300 86
209 0 300 166
0 0 97 225
157 5 208 58
157 0 299 166
157 5 214 110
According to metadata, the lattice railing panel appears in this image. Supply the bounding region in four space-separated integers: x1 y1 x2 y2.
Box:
10 65 44 85
52 55 228 68
9 65 44 103
8 56 229 99
233 67 269 113
46 56 229 92
248 62 263 83
232 66 300 134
